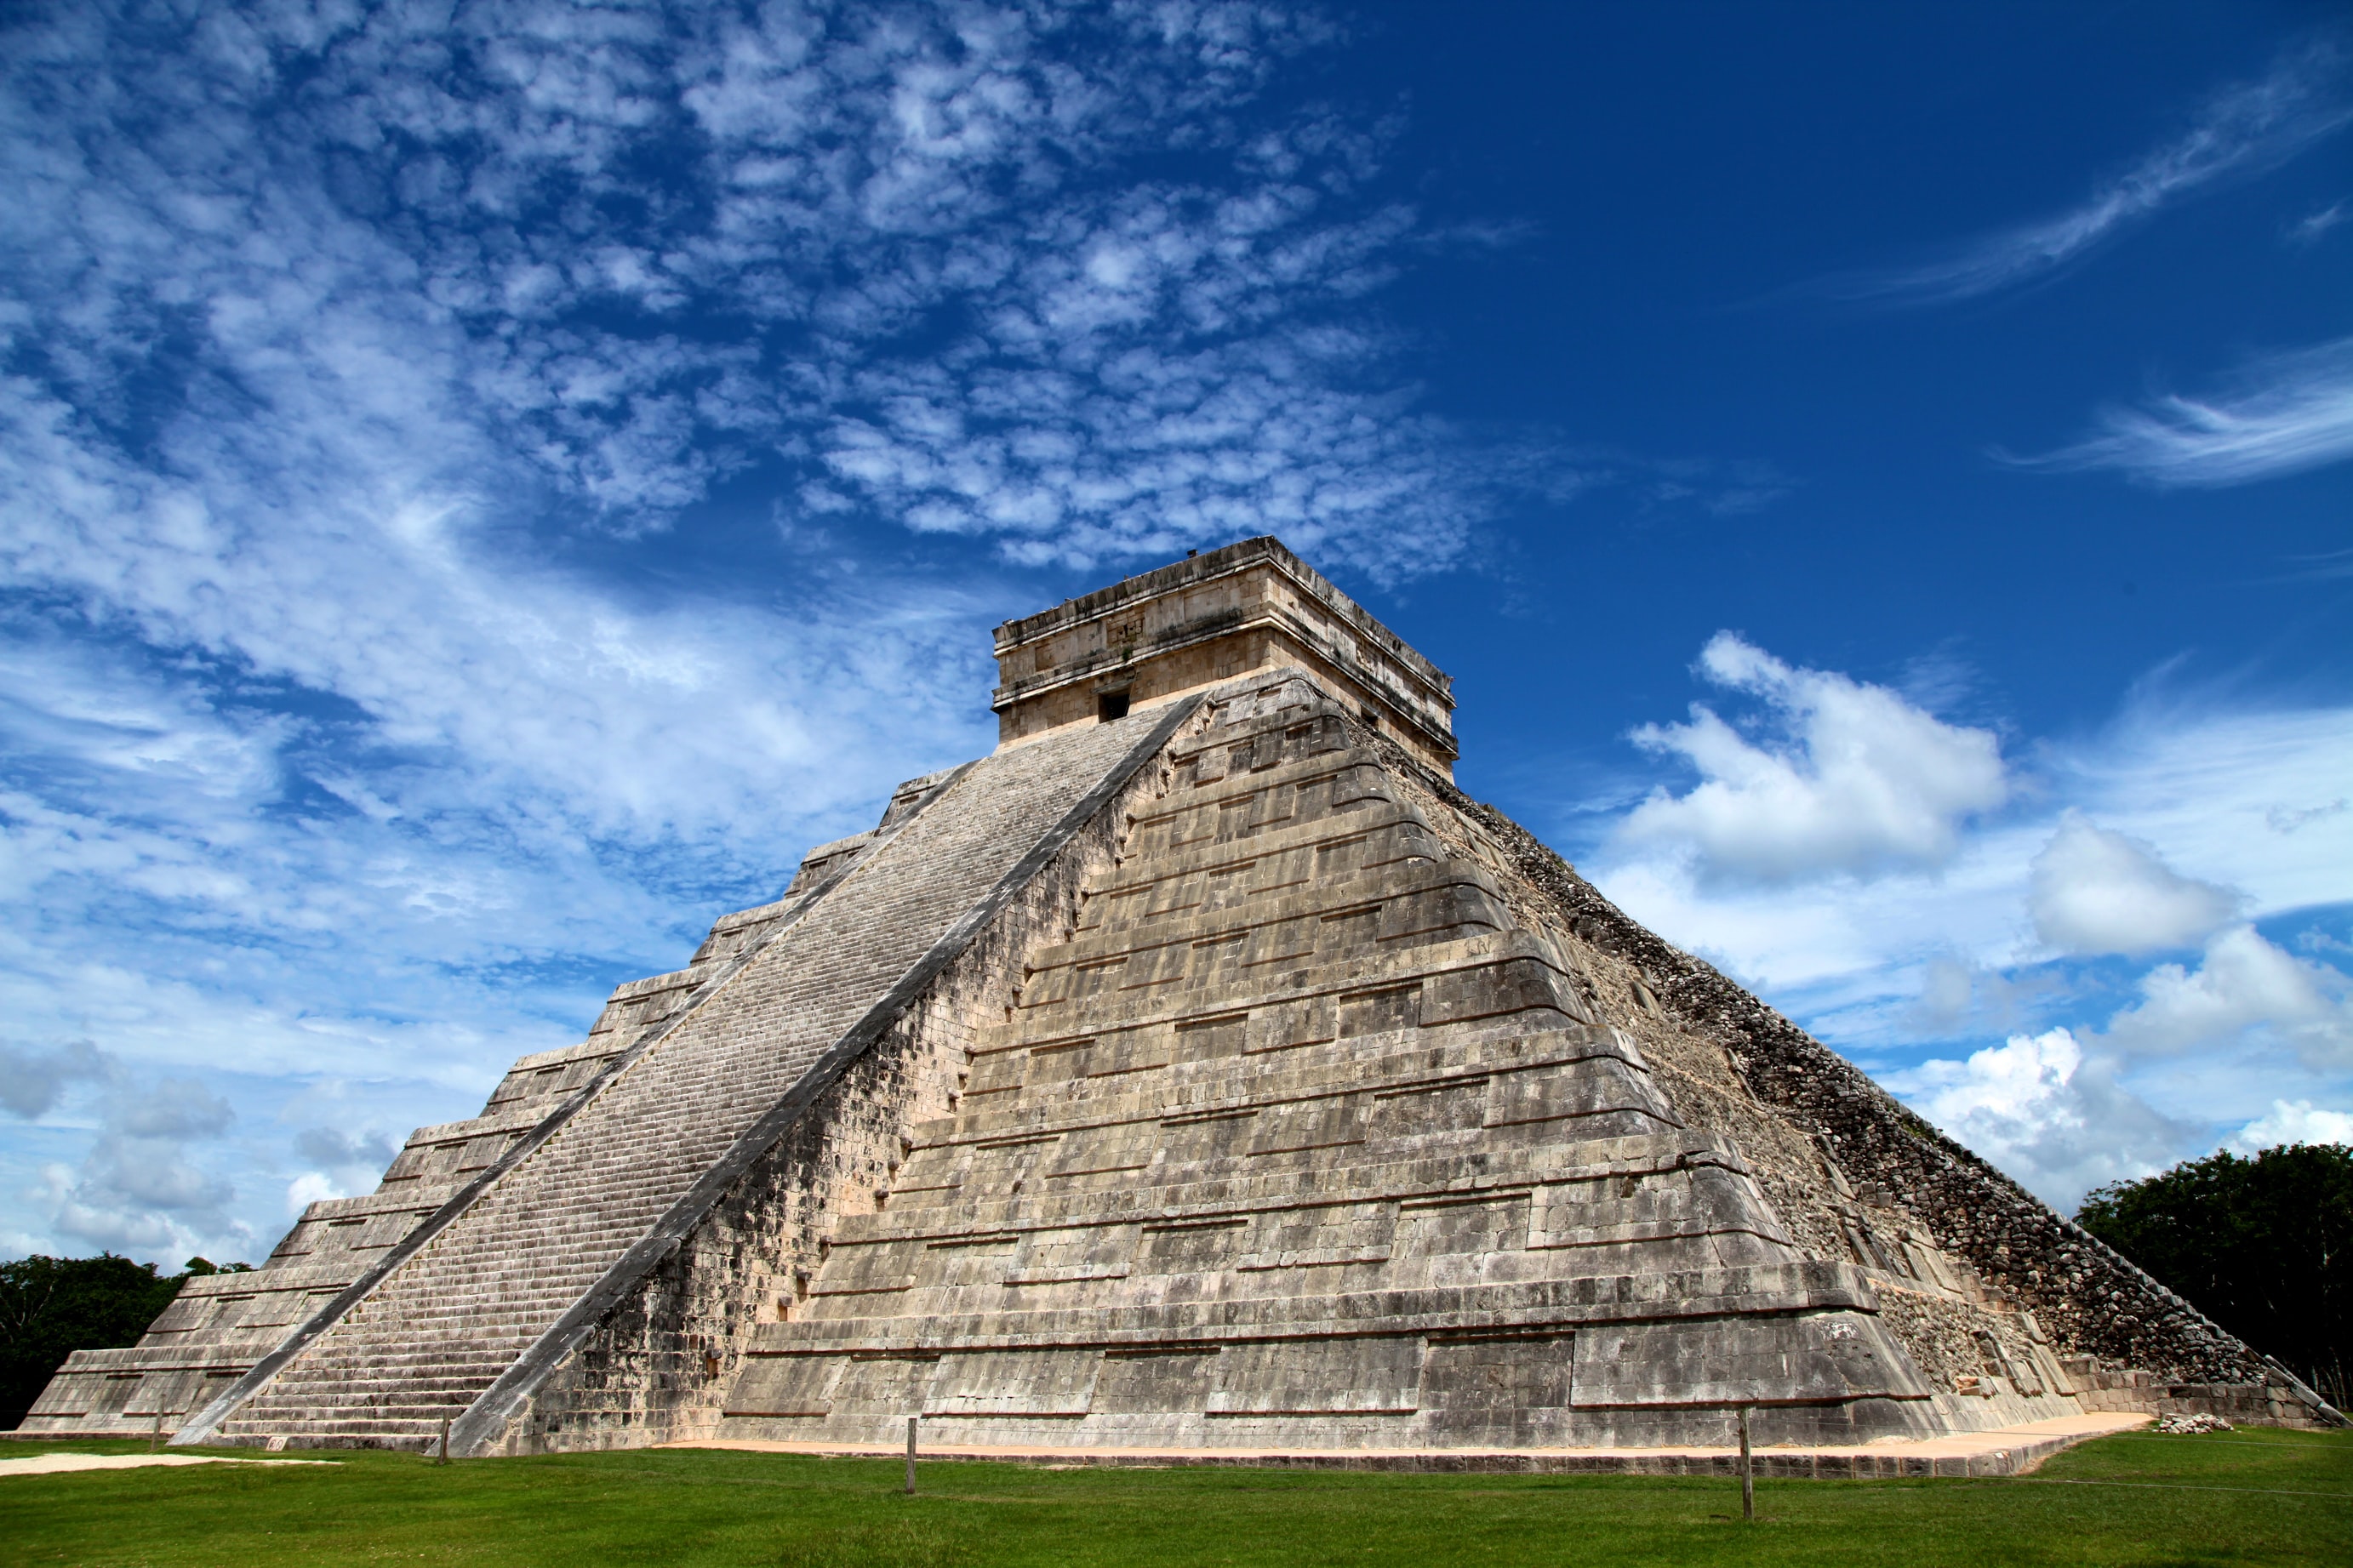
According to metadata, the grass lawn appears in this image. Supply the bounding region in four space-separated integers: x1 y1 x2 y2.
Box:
3 1428 2348 1567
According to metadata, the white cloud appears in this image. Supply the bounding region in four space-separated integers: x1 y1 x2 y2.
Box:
2230 1098 2353 1151
1905 955 2050 1039
1886 1028 2186 1212
2103 924 2353 1068
1826 41 2351 305
0 1040 108 1119
2287 197 2350 246
1614 632 2007 884
1587 661 2353 1211
285 1171 342 1217
2029 815 2238 956
1594 695 2353 1004
2016 334 2353 488
32 1070 253 1261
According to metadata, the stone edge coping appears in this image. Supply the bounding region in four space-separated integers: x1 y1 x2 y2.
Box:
664 1411 2154 1479
992 536 1449 695
0 1452 335 1474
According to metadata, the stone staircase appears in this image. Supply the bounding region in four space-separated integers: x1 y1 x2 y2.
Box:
19 1002 681 1438
192 716 1164 1450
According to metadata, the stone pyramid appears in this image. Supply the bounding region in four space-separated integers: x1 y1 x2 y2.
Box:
24 538 2318 1455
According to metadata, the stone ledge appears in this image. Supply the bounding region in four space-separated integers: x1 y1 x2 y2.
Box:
666 1410 2151 1477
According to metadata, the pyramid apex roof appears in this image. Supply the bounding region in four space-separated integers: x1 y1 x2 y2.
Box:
991 536 1456 774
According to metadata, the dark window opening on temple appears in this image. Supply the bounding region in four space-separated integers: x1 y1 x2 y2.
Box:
1097 689 1131 722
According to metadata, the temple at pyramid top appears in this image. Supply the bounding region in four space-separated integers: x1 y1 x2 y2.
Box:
991 536 1459 776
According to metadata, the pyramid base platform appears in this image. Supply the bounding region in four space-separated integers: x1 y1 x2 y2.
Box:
667 1411 2152 1479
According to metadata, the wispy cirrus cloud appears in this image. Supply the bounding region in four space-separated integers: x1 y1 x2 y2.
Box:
2286 197 2350 246
2007 334 2353 487
1818 39 2350 305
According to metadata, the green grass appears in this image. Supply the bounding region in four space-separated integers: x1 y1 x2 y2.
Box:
4 1429 2349 1567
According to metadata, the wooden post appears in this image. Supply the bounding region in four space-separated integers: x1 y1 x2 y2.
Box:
1738 1407 1755 1521
438 1416 451 1466
905 1417 917 1495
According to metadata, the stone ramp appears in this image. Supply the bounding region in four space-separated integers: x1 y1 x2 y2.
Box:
675 1411 2155 1479
180 706 1185 1452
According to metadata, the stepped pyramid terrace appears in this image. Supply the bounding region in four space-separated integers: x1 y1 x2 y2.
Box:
20 538 2335 1461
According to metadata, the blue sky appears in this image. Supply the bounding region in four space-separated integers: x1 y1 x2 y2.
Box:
2 2 2347 1267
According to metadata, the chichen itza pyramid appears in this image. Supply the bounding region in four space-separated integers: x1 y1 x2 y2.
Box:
23 538 2332 1458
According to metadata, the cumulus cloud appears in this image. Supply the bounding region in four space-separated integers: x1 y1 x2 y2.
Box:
2230 1098 2353 1151
1823 40 2352 305
294 1126 400 1172
36 1072 248 1259
1614 632 2007 884
1887 1028 2187 1211
1905 956 2053 1039
2103 924 2353 1068
1591 671 2353 1205
2013 334 2353 488
285 1125 402 1214
2029 816 2238 956
0 1039 109 1119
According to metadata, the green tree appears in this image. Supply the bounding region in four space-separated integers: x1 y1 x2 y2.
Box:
2078 1142 2353 1405
0 1254 248 1428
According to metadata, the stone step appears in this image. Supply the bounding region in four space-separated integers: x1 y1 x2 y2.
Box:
190 707 1164 1449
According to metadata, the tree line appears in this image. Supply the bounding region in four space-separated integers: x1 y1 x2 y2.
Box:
0 1253 251 1428
2076 1141 2351 1407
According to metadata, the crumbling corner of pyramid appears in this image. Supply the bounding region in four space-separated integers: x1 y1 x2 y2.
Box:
1357 727 2295 1404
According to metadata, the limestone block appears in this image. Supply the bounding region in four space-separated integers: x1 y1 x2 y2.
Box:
1420 1332 1575 1445
1573 1310 1928 1410
927 1349 1103 1417
1206 1337 1425 1416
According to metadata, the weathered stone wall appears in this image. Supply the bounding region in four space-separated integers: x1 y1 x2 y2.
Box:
1347 733 2077 1427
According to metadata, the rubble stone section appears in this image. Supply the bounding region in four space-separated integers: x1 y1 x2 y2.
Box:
1351 733 2336 1430
718 679 2002 1451
992 536 1458 777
